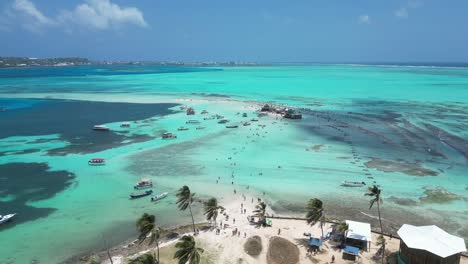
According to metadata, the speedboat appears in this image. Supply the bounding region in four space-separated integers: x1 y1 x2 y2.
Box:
186 120 201 124
130 190 153 199
226 125 239 128
242 113 248 117
134 178 153 190
218 119 229 124
151 192 168 202
0 213 16 224
88 158 105 166
341 181 366 187
93 125 110 131
250 118 259 122
201 110 209 114
203 117 214 120
178 127 189 131
243 122 251 126
162 132 177 139
196 126 206 130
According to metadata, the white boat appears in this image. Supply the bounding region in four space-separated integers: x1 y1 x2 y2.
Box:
196 126 206 130
177 127 189 131
151 192 168 202
243 122 251 126
341 181 366 187
93 125 110 131
0 213 16 224
134 178 153 190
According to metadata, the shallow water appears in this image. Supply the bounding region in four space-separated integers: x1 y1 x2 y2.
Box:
0 65 467 263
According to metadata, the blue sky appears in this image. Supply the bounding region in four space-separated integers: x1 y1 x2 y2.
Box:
0 0 467 62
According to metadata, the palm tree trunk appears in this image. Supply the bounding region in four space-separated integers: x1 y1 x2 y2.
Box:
156 239 160 264
377 201 384 264
188 204 196 234
320 221 324 239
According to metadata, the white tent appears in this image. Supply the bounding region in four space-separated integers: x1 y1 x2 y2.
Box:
346 220 372 242
397 224 467 258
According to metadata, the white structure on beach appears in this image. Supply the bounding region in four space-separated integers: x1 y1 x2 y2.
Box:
397 224 467 264
345 220 372 250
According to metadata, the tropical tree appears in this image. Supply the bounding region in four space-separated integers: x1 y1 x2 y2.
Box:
176 185 197 234
338 222 348 235
174 235 204 264
136 213 161 263
306 198 325 238
203 197 224 225
252 201 267 226
129 253 156 264
374 235 386 261
365 185 384 264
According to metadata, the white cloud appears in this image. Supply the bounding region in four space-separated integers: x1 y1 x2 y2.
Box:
395 7 408 18
1 0 147 33
58 0 148 30
358 15 371 24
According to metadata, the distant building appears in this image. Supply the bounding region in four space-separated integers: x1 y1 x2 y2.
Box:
397 224 467 264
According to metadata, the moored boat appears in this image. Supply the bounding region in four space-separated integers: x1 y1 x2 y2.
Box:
186 120 201 124
242 113 248 117
93 125 110 131
218 119 229 124
186 107 195 115
151 192 168 202
203 117 214 120
178 127 189 131
88 158 105 165
130 190 153 199
250 118 259 122
196 126 205 130
341 181 366 187
162 132 177 139
120 122 130 128
201 110 209 114
134 178 153 190
226 125 239 128
0 213 16 224
243 122 251 126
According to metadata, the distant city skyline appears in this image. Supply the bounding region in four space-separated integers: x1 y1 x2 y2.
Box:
1 0 467 62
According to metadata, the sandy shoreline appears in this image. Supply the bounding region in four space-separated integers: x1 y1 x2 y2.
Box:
73 191 468 264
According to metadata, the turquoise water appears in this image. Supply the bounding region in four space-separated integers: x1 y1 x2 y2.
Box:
0 65 467 263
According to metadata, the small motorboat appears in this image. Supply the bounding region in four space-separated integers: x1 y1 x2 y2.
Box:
341 181 366 187
243 122 251 126
0 213 16 225
120 122 130 128
226 125 239 128
151 192 168 202
88 158 105 166
162 132 177 139
215 115 224 119
93 125 110 131
186 108 195 115
186 120 201 124
203 117 214 120
178 127 189 131
130 190 153 199
196 126 206 130
201 110 209 114
134 178 153 190
218 119 229 124
250 118 259 122
242 113 248 117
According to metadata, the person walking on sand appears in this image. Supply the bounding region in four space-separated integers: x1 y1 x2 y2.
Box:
233 218 235 224
278 228 281 235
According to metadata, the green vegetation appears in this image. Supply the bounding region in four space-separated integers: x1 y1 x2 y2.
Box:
306 198 325 238
173 235 204 264
176 186 197 233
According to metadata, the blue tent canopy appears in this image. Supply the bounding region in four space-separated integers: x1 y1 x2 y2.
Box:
344 245 360 256
308 237 323 247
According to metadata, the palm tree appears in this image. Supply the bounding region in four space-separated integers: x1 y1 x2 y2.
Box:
129 253 156 264
174 235 204 264
365 185 384 264
305 198 325 238
338 222 348 235
176 185 197 234
365 185 383 234
252 201 267 226
136 213 161 263
375 235 386 261
203 197 224 225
